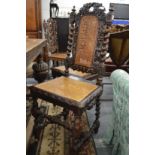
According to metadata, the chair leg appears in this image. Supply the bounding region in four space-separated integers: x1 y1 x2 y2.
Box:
31 97 39 118
31 97 45 140
69 111 83 154
68 94 102 153
94 95 101 134
31 97 40 140
48 60 52 79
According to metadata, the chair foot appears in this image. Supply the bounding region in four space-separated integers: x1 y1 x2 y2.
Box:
94 120 100 134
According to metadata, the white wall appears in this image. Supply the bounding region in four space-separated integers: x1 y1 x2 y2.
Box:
41 0 129 20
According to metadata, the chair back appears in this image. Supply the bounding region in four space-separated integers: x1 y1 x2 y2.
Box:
109 30 129 67
43 18 58 54
66 3 112 76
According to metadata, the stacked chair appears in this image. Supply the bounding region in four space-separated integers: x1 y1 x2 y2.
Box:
43 18 67 67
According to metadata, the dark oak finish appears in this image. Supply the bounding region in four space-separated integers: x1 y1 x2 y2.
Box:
55 18 69 52
31 3 113 153
44 18 69 52
26 0 42 38
43 18 58 54
43 18 67 66
52 4 112 79
53 66 91 78
65 4 111 76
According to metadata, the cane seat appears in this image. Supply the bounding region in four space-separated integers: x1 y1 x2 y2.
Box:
53 66 91 78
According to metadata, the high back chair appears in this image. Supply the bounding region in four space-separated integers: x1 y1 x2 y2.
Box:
51 5 111 79
30 3 112 154
43 18 67 67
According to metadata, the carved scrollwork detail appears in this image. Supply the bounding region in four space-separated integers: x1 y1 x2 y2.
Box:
79 3 106 21
65 3 112 77
43 18 58 54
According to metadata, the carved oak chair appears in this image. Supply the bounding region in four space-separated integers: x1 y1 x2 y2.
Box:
43 18 67 67
105 30 129 75
51 6 111 79
30 3 112 153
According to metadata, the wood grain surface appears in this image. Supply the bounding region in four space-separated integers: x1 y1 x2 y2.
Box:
26 38 47 67
26 0 42 38
34 76 98 102
49 53 67 61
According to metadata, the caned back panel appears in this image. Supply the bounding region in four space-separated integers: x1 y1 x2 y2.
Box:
74 16 99 67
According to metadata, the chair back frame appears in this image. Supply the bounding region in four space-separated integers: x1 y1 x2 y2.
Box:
43 18 58 54
65 3 112 79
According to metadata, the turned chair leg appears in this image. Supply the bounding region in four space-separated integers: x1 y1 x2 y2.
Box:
69 111 84 154
31 97 45 140
94 95 101 134
31 97 40 140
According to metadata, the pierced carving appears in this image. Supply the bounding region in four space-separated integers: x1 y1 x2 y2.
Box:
43 18 58 54
65 3 113 78
31 3 113 153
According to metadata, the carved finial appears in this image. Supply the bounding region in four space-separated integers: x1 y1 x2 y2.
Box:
69 6 76 24
72 6 76 12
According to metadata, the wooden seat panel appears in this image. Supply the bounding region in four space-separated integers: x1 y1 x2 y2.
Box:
34 76 99 103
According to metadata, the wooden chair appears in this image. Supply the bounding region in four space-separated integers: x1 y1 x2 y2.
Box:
30 3 112 153
43 18 67 67
51 4 111 79
105 30 129 75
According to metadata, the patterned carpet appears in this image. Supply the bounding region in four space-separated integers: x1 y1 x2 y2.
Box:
27 77 114 155
27 100 97 155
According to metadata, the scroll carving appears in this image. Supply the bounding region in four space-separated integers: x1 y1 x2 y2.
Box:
43 18 58 54
65 3 113 77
